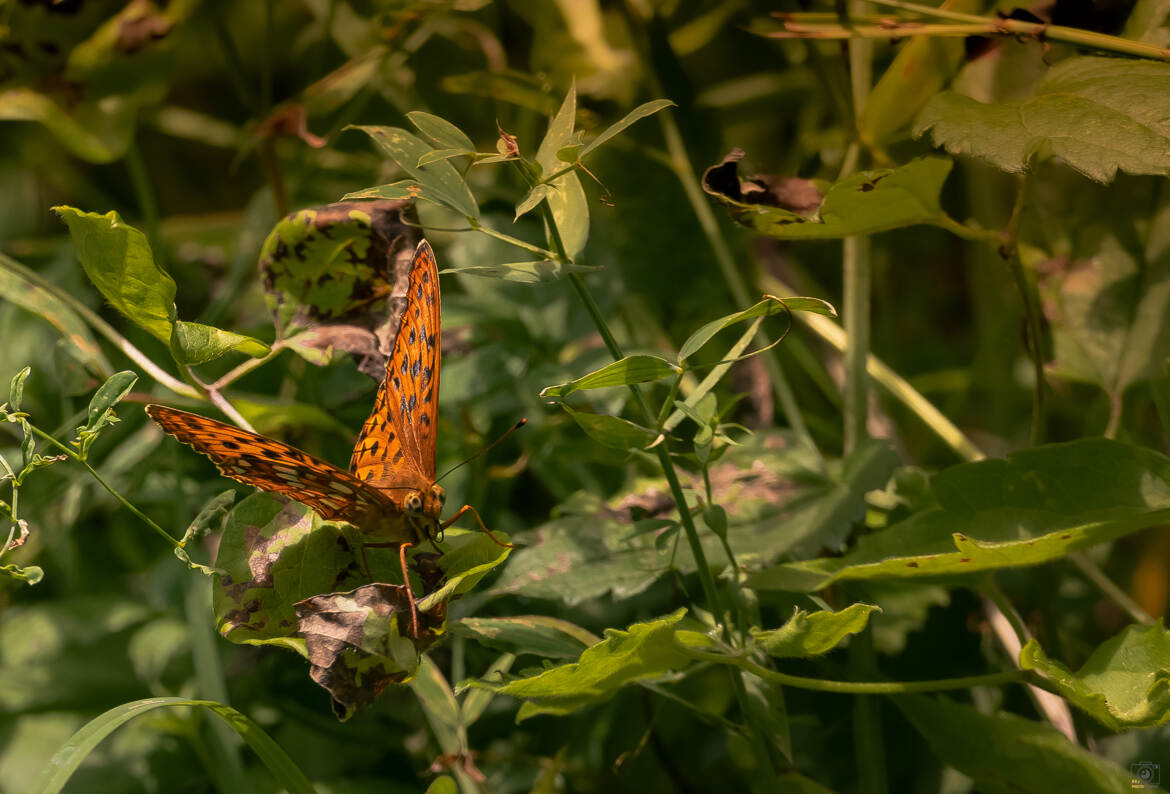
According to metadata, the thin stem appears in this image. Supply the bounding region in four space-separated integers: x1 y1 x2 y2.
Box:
656 112 817 456
758 271 985 462
27 425 179 547
980 574 1029 645
468 219 559 260
0 254 201 400
1069 551 1155 625
863 0 1170 60
208 342 285 392
1004 175 1047 445
681 646 1026 693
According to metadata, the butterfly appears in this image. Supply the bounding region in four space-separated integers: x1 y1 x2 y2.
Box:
147 240 485 635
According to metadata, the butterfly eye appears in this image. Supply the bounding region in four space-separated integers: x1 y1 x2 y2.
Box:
405 492 423 513
432 484 446 506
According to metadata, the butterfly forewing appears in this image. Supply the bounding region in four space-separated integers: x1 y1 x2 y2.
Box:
350 240 442 491
146 404 395 522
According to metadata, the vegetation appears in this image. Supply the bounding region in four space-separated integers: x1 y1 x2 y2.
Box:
3 1 1170 792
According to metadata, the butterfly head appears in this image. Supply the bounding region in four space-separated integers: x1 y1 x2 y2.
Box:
404 483 446 521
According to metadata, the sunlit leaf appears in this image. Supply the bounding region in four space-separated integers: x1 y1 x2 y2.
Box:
563 405 658 450
349 126 479 219
541 355 680 399
751 603 880 658
169 322 269 366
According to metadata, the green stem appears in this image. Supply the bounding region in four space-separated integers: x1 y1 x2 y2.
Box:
656 111 816 456
125 146 162 262
0 254 201 400
1069 551 1155 625
682 645 1025 693
862 0 1170 61
468 219 559 260
27 426 179 547
980 574 1029 645
1004 175 1047 445
759 271 985 462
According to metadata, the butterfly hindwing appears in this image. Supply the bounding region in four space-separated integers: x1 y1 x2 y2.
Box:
146 404 394 521
350 240 441 492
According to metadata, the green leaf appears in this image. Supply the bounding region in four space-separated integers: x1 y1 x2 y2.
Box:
179 491 237 546
751 603 880 658
415 528 513 613
515 184 557 220
914 57 1170 183
8 367 30 412
452 616 600 659
417 148 472 166
424 777 458 794
29 697 317 794
579 99 675 159
349 126 479 219
407 110 475 152
53 207 176 343
703 156 954 239
439 260 600 283
540 355 680 399
563 405 658 450
0 89 132 163
678 296 835 362
169 321 269 366
0 255 111 375
341 179 422 201
459 610 691 720
664 317 762 433
84 371 137 428
896 695 1130 794
751 438 1170 592
410 655 462 754
1021 622 1170 730
535 83 589 257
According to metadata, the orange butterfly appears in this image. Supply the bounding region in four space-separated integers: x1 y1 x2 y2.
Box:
148 240 483 635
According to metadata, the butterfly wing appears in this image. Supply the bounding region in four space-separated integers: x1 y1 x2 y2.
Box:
146 404 395 522
350 240 441 492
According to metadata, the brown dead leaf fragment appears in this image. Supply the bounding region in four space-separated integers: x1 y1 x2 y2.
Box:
116 1 173 53
702 149 823 215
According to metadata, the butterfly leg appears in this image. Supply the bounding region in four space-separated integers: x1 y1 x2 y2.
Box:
442 504 515 549
399 541 420 638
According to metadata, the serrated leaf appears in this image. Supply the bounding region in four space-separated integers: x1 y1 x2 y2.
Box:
1021 622 1170 730
751 603 880 658
579 99 675 159
407 111 475 152
459 610 691 720
563 405 657 450
678 296 835 362
440 260 600 283
349 126 479 219
914 57 1170 183
170 321 270 366
896 695 1130 794
703 156 954 239
53 207 176 343
540 355 680 399
751 438 1170 592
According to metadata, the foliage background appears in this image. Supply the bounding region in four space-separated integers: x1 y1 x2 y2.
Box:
2 0 1170 792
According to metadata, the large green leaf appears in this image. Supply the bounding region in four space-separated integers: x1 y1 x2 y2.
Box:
703 155 953 239
53 207 176 343
459 610 692 721
751 439 1170 592
915 57 1170 183
897 695 1130 793
1022 622 1170 730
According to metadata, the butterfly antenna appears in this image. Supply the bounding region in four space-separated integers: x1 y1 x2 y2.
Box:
437 418 527 482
